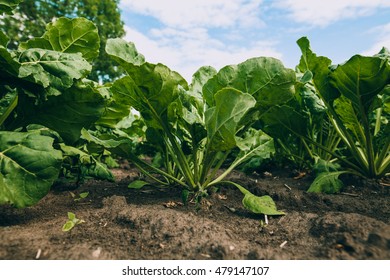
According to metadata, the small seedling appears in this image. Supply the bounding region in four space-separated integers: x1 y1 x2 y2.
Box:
62 212 85 232
70 191 89 202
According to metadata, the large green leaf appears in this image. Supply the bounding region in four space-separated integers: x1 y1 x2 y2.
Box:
205 88 256 151
260 104 308 139
330 54 390 114
14 81 105 144
20 17 100 62
296 37 339 102
108 64 188 129
0 130 62 208
203 57 295 109
18 49 91 94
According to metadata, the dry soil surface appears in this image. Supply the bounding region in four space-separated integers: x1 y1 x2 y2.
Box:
1 168 389 260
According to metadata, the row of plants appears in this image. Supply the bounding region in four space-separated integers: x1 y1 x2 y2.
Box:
1 1 389 212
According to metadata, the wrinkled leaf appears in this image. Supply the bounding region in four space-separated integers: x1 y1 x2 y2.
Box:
0 130 62 208
18 49 91 94
60 144 114 182
20 17 100 62
261 105 308 139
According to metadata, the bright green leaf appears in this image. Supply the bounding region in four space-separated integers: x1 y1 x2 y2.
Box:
206 88 256 151
20 18 100 62
18 49 91 93
62 220 75 232
242 194 285 216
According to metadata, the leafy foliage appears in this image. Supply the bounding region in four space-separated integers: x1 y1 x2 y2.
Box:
0 0 125 82
81 38 291 215
0 3 110 208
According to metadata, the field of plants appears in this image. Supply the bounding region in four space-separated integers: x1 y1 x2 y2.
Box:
1 2 389 260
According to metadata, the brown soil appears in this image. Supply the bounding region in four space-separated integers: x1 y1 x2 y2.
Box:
1 167 389 260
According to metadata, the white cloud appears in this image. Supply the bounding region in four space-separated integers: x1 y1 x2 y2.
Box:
124 25 282 82
362 22 390 55
274 0 390 27
120 0 264 29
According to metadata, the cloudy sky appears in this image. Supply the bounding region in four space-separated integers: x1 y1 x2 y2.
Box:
119 0 390 81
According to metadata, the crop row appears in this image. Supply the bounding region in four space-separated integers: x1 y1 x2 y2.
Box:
1 4 389 213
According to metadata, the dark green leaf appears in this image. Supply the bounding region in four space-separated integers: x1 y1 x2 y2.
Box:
0 0 23 14
0 130 62 208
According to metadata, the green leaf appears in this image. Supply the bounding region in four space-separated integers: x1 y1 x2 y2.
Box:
128 180 150 189
203 57 295 110
105 38 145 66
261 105 308 139
330 54 390 114
14 81 105 144
95 82 133 128
0 46 20 77
205 88 256 151
242 194 285 216
20 17 100 62
59 144 114 182
62 220 75 232
296 37 339 102
307 171 347 194
67 212 76 220
18 49 91 94
79 192 89 199
62 212 84 232
0 0 23 14
0 130 62 208
108 63 188 129
0 30 9 47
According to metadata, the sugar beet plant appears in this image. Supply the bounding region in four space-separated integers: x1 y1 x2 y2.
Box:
0 2 112 208
82 38 296 215
260 37 390 192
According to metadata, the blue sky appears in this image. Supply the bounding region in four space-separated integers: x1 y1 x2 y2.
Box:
119 0 390 82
